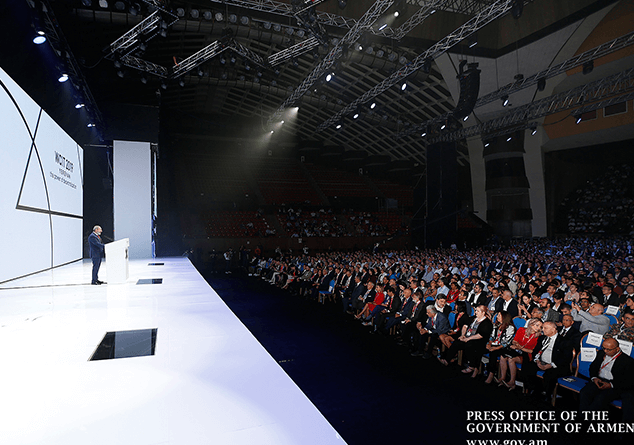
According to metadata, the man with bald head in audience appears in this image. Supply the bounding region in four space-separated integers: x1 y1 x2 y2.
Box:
571 301 611 335
579 337 634 421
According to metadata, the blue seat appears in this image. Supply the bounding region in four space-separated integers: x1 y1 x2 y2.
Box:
447 312 456 328
512 317 526 330
552 334 602 406
318 279 336 304
605 314 619 326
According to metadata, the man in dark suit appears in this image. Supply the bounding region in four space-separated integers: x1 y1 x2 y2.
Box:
397 290 426 348
411 306 450 358
600 283 620 307
88 225 105 285
558 314 581 353
352 281 375 313
579 338 634 421
342 275 363 313
500 289 519 318
523 321 574 402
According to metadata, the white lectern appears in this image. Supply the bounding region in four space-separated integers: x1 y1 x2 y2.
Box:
105 238 130 284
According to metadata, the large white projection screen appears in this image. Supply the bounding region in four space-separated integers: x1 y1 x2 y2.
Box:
0 68 83 283
113 140 152 259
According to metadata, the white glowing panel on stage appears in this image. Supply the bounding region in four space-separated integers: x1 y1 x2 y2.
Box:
0 258 346 445
0 67 83 283
114 140 152 259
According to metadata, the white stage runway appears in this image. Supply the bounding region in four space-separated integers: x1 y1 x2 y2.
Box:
0 258 346 445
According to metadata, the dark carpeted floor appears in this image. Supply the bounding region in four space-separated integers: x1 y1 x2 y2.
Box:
204 271 595 445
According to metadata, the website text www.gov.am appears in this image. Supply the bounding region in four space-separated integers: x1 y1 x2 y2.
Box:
467 440 547 445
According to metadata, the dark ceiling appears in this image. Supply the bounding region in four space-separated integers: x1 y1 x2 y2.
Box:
0 0 615 166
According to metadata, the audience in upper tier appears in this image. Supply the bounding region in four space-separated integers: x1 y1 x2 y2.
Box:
248 236 634 415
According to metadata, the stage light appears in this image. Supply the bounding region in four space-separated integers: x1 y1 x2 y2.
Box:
129 2 139 15
575 115 582 124
336 123 342 129
179 79 185 87
394 11 400 17
281 120 285 124
75 103 85 109
379 23 387 31
338 0 347 9
114 1 125 11
139 41 147 52
160 81 167 90
463 115 469 122
215 12 224 21
176 8 185 17
430 9 436 14
376 49 384 58
87 123 96 127
484 141 490 147
140 76 147 84
353 112 359 119
203 11 213 20
506 136 512 142
357 44 363 51
33 32 46 45
502 95 509 107
197 68 204 77
511 0 523 19
190 9 200 19
296 29 305 38
370 102 376 109
229 14 237 23
440 123 446 130
220 56 226 64
81 0 92 6
273 23 281 32
583 60 594 75
58 73 69 83
326 73 333 82
98 0 108 8
263 22 271 29
241 16 249 25
117 70 125 78
270 130 274 134
421 132 426 137
469 40 477 48
537 77 546 92
531 127 537 136
401 82 407 91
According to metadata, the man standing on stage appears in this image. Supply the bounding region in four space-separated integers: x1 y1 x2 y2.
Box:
89 225 105 285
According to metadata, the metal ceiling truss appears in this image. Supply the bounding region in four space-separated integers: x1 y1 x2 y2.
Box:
120 54 171 77
386 0 446 40
316 0 529 132
171 40 230 78
268 36 321 66
426 67 634 144
400 30 634 138
475 30 634 108
405 0 498 15
268 0 396 124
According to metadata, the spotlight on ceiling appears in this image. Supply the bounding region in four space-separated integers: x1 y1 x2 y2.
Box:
531 126 537 136
273 23 281 32
176 8 185 17
537 77 546 92
87 122 96 127
33 31 46 45
575 115 582 124
140 76 147 84
263 22 271 30
326 73 333 82
502 95 509 107
484 141 490 147
582 60 594 75
58 73 69 83
75 103 85 109
338 0 347 9
190 9 200 19
511 0 523 19
281 120 285 124
506 136 512 142
241 16 249 25
335 122 342 129
401 82 407 91
353 112 359 119
393 11 400 17
378 23 387 31
440 123 446 130
179 79 185 87
376 49 384 58
160 81 167 90
197 68 204 77
215 12 224 22
421 131 426 137
98 0 108 8
229 14 237 24
370 102 376 109
463 115 469 122
117 70 124 78
203 11 213 21
270 130 274 134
